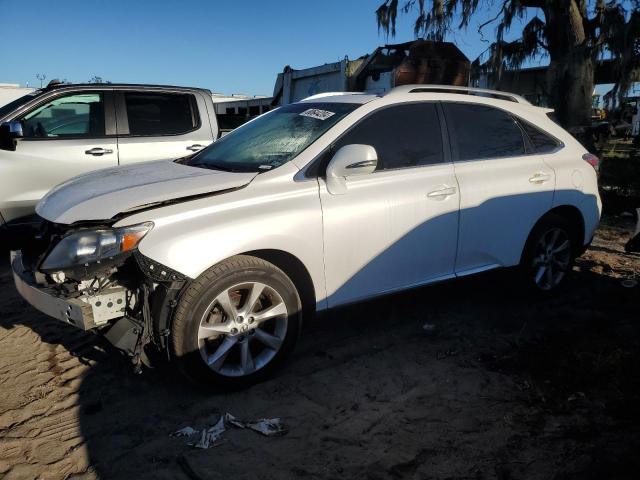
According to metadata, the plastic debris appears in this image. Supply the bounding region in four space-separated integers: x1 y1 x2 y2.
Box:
171 426 198 437
170 412 288 449
224 413 246 429
422 323 437 334
247 418 288 437
194 416 226 449
621 279 638 288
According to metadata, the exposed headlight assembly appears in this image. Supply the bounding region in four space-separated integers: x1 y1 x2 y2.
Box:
41 222 153 271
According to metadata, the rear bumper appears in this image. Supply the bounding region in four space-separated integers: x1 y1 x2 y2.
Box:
11 251 126 330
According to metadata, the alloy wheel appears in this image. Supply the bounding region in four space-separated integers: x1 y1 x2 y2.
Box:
197 282 288 377
531 227 571 290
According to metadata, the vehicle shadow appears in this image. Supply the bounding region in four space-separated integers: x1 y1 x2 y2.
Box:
1 244 639 479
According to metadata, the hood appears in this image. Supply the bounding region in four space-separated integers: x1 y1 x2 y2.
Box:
37 160 257 224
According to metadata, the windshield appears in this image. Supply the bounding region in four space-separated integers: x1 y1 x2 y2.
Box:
0 90 43 119
183 102 360 173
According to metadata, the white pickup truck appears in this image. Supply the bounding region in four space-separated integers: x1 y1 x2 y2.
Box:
0 83 228 241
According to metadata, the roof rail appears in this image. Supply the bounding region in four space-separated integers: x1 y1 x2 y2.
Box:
385 84 531 105
301 92 364 101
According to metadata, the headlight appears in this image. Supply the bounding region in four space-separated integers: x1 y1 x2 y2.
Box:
41 222 153 271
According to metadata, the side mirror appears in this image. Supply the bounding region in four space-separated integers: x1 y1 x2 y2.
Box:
0 121 23 151
326 144 378 195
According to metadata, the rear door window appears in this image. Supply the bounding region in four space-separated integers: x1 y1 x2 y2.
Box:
444 103 526 161
123 92 198 136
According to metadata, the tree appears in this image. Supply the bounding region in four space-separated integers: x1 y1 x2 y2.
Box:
87 75 111 84
375 0 640 129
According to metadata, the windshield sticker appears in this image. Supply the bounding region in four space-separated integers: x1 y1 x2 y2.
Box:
299 108 335 121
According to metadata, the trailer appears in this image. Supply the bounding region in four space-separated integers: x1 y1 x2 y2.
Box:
272 40 470 105
210 93 273 135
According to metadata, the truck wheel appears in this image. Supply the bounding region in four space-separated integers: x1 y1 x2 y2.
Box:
520 214 575 292
171 255 302 390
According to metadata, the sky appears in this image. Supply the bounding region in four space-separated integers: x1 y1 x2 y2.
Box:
0 0 611 96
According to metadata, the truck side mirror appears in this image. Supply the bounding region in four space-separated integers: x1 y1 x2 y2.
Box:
0 121 23 151
325 144 378 195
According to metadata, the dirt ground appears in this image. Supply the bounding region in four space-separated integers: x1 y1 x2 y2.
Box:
1 216 639 480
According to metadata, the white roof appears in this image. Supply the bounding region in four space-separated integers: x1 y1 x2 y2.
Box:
299 92 377 104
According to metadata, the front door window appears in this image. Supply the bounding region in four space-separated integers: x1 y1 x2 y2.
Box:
19 93 105 138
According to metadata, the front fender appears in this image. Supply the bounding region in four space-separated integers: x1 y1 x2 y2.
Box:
116 171 327 308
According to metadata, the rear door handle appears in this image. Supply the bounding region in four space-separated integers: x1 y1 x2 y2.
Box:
187 144 205 152
529 172 551 184
85 147 113 156
427 186 457 199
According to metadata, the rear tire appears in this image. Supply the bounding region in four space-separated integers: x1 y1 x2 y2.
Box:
520 214 576 293
171 255 302 390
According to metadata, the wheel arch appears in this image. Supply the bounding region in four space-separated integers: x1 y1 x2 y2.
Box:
242 249 317 321
547 205 585 252
521 205 586 263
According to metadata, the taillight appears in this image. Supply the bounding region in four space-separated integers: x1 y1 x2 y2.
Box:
582 153 600 173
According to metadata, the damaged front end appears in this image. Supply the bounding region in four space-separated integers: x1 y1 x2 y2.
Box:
11 218 186 372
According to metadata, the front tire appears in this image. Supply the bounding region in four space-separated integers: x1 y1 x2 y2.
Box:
171 255 302 390
520 214 575 292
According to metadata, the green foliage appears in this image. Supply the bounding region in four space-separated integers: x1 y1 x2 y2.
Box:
376 0 640 106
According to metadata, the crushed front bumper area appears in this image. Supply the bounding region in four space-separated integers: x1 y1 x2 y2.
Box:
11 250 128 331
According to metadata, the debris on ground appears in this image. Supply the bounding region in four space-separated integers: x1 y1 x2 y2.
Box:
246 418 288 436
422 323 437 335
194 416 226 449
171 413 288 449
621 278 638 288
171 426 198 437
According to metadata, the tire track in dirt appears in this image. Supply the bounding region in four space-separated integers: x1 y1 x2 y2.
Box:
0 280 96 480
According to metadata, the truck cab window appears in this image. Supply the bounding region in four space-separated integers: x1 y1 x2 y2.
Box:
124 92 197 136
19 93 104 138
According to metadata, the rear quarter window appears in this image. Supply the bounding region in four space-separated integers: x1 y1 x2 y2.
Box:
519 120 563 153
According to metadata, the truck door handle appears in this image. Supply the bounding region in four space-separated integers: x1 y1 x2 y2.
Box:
529 172 551 184
427 186 457 199
85 147 113 156
84 147 113 157
187 144 205 152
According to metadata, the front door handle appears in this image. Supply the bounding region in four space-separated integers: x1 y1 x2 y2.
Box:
529 172 551 184
187 144 205 152
85 147 113 156
427 185 457 199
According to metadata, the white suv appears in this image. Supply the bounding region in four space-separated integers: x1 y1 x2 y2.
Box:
11 85 601 389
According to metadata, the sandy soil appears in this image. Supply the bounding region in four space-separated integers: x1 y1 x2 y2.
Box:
1 217 639 480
